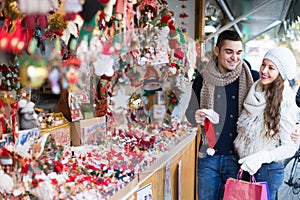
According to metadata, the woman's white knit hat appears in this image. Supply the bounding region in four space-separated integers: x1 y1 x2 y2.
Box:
263 47 297 80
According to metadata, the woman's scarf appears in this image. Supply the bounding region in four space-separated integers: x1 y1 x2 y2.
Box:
243 81 266 114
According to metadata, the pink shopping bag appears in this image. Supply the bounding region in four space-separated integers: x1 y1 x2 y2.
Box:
223 170 270 200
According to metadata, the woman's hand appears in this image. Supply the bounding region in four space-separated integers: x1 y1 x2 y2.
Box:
291 128 300 144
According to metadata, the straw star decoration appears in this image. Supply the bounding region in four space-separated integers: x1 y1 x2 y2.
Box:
110 89 130 109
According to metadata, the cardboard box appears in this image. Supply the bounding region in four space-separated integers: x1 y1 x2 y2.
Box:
40 113 71 146
43 125 71 146
15 128 40 158
70 117 106 146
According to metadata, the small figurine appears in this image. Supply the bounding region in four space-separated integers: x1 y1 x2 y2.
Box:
62 57 82 89
18 99 39 130
10 102 18 142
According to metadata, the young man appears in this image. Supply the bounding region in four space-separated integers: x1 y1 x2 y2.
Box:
185 30 258 199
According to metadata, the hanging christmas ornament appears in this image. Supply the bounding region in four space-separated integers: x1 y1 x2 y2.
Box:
103 0 116 22
3 0 23 20
0 18 27 53
113 0 124 20
126 67 143 87
126 0 136 30
78 15 97 44
48 66 62 94
61 21 79 46
139 0 157 27
47 39 64 94
93 41 116 77
62 57 82 88
174 47 184 59
128 92 142 110
142 65 162 96
159 8 174 26
110 89 130 109
48 12 68 36
165 86 182 124
128 92 146 123
18 54 48 88
24 14 48 33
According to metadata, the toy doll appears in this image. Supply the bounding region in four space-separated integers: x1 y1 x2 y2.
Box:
0 101 7 138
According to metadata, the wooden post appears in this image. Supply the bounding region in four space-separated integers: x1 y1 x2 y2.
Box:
195 1 205 199
195 0 206 41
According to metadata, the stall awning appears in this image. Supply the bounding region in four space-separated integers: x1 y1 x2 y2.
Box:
205 0 300 42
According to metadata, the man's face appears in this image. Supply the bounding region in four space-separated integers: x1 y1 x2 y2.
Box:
214 40 243 73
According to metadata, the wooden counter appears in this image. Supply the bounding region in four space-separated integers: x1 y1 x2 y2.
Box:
109 131 196 200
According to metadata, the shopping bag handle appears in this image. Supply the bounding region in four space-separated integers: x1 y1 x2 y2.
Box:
237 169 256 183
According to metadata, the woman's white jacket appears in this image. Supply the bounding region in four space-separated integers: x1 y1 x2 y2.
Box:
234 80 299 168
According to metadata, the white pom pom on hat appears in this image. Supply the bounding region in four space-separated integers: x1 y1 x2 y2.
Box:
263 47 297 80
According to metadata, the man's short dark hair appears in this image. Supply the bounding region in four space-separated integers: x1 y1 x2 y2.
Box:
216 30 242 48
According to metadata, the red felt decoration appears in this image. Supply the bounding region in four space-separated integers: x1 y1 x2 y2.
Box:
99 0 110 4
204 118 216 148
174 48 184 59
24 14 48 31
179 13 189 18
0 19 27 53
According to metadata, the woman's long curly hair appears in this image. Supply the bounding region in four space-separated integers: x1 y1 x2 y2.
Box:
263 75 284 139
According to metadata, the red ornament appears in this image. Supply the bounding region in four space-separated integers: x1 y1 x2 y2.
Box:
99 0 110 4
174 48 184 59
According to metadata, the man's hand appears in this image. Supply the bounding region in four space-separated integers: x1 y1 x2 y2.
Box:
195 110 207 124
195 109 219 125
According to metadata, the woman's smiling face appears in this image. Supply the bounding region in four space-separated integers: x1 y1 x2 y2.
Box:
259 58 280 89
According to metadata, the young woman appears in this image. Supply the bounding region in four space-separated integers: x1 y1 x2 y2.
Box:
234 47 299 200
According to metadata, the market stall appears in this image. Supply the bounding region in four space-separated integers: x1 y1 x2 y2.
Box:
0 0 200 199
